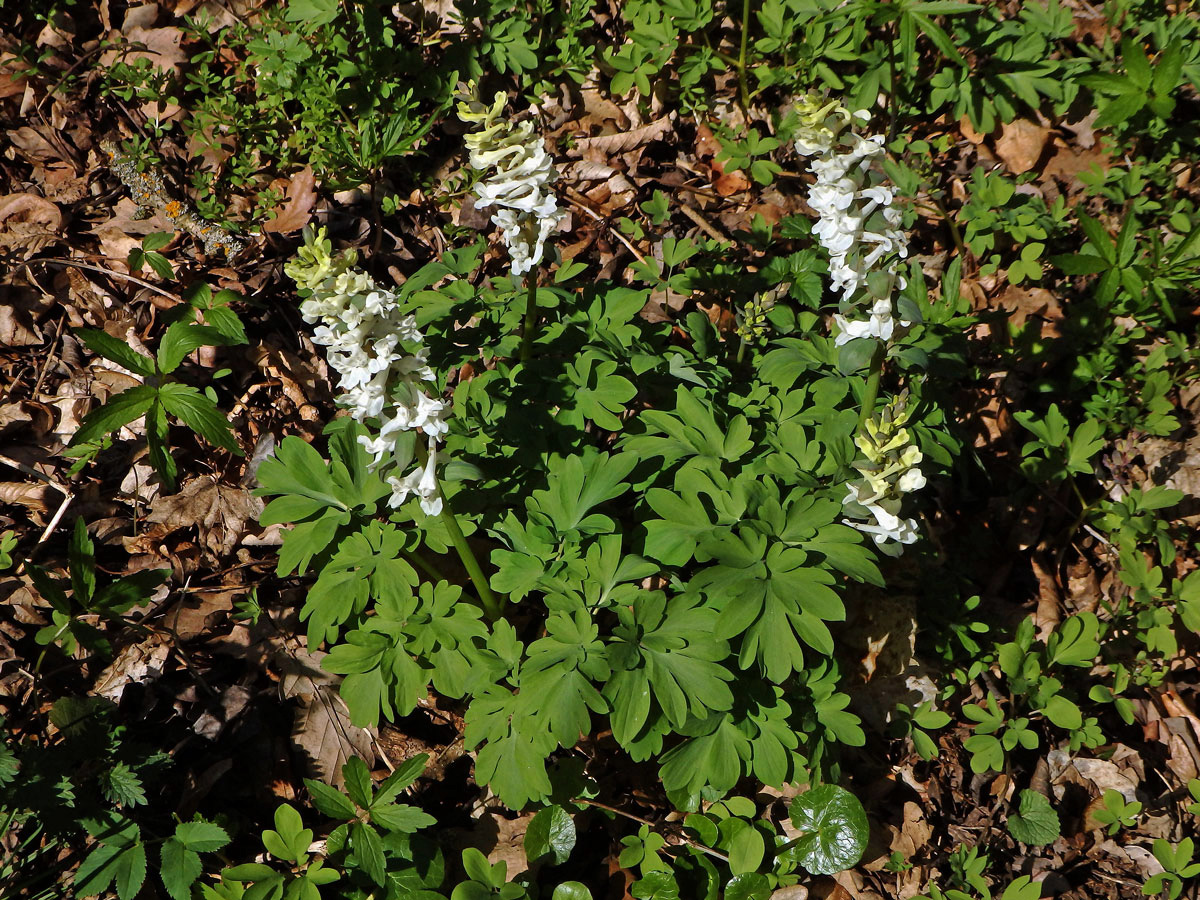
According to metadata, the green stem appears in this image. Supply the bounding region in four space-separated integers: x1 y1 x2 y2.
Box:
737 0 752 111
857 343 887 428
435 487 502 621
772 832 810 858
930 196 967 258
401 548 484 612
519 277 539 362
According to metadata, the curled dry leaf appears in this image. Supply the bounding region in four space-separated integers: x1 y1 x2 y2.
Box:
0 193 63 230
261 166 317 234
0 192 64 258
575 115 674 157
0 401 55 440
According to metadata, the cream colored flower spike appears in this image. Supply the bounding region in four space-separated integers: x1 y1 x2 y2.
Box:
457 87 565 278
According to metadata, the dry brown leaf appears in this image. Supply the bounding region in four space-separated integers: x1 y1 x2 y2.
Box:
693 121 723 160
891 801 933 859
0 192 64 259
144 478 262 557
193 685 252 740
808 879 854 900
1140 413 1200 511
996 286 1062 331
0 401 54 440
0 193 63 230
261 166 317 234
444 809 537 880
995 119 1050 175
563 160 618 183
278 646 374 786
1042 140 1109 201
8 126 62 165
575 116 673 156
0 55 31 99
577 87 630 132
714 169 751 196
92 197 175 261
0 286 47 346
0 482 53 510
1063 109 1100 150
163 589 236 641
93 633 172 702
959 115 989 145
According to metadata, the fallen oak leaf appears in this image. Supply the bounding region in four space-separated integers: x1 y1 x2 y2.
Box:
575 116 674 157
277 646 375 787
261 166 318 234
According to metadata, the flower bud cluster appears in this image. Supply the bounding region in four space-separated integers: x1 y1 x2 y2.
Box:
790 93 910 346
285 228 448 516
457 89 565 278
841 397 925 546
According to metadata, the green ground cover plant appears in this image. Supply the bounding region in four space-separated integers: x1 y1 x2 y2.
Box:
2 0 1200 898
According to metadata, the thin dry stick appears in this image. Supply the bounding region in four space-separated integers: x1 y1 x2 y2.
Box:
678 203 729 243
563 189 647 264
34 490 75 553
30 314 66 399
7 257 179 301
653 180 723 201
0 453 73 561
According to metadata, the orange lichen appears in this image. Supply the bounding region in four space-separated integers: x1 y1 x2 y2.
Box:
100 140 245 258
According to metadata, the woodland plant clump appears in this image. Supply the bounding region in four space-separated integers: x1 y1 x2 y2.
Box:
9 2 1200 899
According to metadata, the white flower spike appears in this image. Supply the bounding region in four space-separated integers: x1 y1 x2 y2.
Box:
791 93 911 346
457 88 565 279
285 228 448 515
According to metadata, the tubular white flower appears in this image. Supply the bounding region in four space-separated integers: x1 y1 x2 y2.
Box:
791 93 910 344
839 396 925 548
285 228 448 516
457 89 565 278
386 439 443 517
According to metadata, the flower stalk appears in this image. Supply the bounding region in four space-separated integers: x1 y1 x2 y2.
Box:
789 92 924 547
520 277 539 362
436 487 502 622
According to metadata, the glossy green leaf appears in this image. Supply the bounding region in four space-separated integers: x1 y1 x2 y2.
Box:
524 805 576 865
787 785 869 875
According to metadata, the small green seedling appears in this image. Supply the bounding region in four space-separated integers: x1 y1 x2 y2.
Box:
1091 789 1142 835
